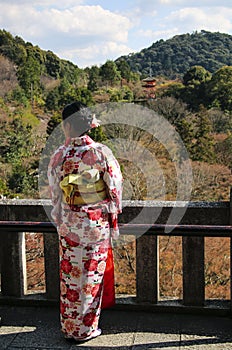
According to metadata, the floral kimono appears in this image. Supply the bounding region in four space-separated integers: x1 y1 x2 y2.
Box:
47 134 122 341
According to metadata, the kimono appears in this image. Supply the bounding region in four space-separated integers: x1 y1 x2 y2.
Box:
47 134 122 341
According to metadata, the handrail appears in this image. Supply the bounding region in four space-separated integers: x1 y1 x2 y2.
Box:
0 221 232 237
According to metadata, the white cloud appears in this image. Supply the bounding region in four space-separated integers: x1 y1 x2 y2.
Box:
167 7 232 34
134 0 232 16
0 4 131 41
47 6 131 42
158 0 231 6
58 41 134 67
138 28 179 41
0 0 84 7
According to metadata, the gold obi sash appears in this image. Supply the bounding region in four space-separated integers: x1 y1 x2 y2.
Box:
59 169 107 206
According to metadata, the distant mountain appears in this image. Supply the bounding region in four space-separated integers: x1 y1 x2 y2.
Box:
116 30 232 79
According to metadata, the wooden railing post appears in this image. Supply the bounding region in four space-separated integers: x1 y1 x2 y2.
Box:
136 234 159 303
1 232 26 297
182 236 205 306
43 231 59 301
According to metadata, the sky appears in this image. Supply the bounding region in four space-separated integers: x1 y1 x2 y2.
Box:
0 0 231 68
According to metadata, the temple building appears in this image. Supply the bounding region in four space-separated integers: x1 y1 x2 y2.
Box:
142 76 156 100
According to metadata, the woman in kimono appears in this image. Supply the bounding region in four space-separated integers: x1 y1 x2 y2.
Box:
47 101 122 342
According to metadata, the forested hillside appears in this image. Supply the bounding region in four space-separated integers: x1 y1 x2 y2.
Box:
117 30 232 78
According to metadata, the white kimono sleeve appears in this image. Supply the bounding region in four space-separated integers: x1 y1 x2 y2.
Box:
103 146 123 239
47 147 64 225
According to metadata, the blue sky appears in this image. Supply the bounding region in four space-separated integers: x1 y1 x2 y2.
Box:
0 0 231 67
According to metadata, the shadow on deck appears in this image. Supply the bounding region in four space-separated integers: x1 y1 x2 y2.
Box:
1 305 232 350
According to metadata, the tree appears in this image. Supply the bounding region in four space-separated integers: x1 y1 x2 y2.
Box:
0 55 18 96
208 108 232 133
45 78 93 112
0 116 39 196
183 65 211 86
17 51 41 99
87 65 100 92
2 117 33 162
46 111 62 136
99 60 121 86
8 86 29 106
148 96 189 126
116 59 131 81
191 107 215 162
148 96 195 154
205 66 232 112
89 126 107 143
45 50 61 78
214 132 232 170
45 87 60 111
181 66 212 110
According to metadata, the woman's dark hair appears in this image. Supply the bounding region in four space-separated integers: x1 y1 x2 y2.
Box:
62 101 92 136
62 101 86 120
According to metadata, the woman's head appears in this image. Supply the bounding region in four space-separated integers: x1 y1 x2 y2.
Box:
62 101 93 137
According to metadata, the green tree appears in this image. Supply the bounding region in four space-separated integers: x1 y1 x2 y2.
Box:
45 87 60 111
87 65 100 92
8 163 37 195
46 111 62 136
116 59 131 81
1 116 39 196
45 50 61 78
191 107 215 162
89 126 107 143
99 60 121 86
205 66 232 112
17 51 41 98
8 86 29 106
175 117 195 155
183 65 211 86
122 86 134 102
2 117 33 162
181 66 212 110
61 86 93 107
46 79 93 111
163 81 185 100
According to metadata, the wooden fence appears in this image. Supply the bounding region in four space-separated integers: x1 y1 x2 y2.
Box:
0 195 232 314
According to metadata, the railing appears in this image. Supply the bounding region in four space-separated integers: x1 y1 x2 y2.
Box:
0 194 232 315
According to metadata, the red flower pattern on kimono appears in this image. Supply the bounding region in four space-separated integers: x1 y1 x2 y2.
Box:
84 259 98 271
87 209 102 221
66 288 79 302
61 259 72 274
64 232 80 247
83 312 97 327
63 160 75 174
82 150 98 165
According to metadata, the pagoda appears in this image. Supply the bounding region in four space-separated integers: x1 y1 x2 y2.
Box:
142 76 156 100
